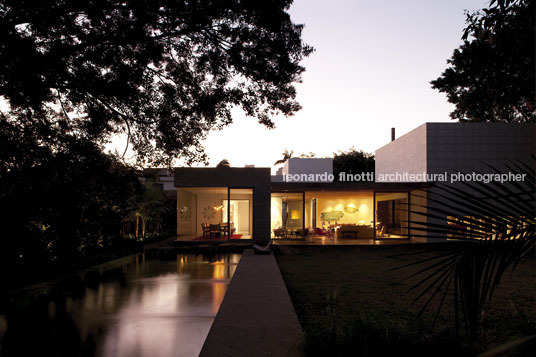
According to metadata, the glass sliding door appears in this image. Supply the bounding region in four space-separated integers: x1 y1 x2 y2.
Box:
270 192 304 238
223 188 253 239
375 192 409 238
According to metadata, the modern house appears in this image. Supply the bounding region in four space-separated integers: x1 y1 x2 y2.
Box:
376 122 535 235
174 122 535 245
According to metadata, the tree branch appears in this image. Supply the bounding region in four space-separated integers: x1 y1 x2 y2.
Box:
122 115 130 160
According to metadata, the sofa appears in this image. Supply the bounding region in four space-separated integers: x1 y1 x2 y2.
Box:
336 224 374 239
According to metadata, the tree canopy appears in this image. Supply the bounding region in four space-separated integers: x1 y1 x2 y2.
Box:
0 0 312 288
216 158 231 167
0 0 313 166
274 149 294 166
333 148 374 181
431 0 534 123
0 136 142 287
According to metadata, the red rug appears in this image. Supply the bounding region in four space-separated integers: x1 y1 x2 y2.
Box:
193 234 243 241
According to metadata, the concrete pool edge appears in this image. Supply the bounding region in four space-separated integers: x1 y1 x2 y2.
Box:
200 249 304 356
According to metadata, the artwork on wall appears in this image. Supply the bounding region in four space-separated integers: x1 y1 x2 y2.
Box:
202 206 215 220
320 211 344 222
344 206 358 214
178 206 191 220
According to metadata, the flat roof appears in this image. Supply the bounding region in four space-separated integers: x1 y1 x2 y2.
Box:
175 167 270 187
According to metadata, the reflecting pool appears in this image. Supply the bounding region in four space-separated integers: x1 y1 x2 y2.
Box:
0 253 241 356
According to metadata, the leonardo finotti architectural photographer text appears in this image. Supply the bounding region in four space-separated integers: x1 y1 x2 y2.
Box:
283 172 527 183
376 172 527 184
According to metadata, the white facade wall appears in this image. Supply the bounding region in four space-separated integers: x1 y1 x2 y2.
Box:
375 124 427 182
282 158 334 182
375 123 535 181
160 176 175 191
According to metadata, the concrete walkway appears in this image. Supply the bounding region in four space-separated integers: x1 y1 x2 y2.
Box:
200 250 303 357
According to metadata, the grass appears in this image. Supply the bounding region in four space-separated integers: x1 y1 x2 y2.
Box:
274 244 535 356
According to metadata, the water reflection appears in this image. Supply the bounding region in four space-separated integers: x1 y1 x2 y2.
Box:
0 253 240 356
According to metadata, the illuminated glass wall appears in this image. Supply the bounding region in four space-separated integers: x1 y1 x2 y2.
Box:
223 188 253 239
375 192 409 238
307 191 374 238
177 187 228 239
270 192 304 238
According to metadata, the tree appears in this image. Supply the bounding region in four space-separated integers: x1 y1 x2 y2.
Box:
431 0 535 123
0 0 313 166
216 158 231 167
0 135 142 286
274 149 294 165
126 180 172 239
299 151 316 158
0 1 312 285
333 148 374 181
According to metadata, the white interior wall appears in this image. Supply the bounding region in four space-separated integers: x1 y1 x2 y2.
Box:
315 194 374 226
270 196 283 232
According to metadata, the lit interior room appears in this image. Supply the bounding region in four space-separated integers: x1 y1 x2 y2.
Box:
375 192 409 238
271 191 375 239
177 187 253 240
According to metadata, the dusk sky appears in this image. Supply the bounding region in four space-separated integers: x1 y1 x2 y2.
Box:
110 0 488 171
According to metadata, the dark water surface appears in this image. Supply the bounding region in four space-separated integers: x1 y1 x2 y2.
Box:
0 253 240 356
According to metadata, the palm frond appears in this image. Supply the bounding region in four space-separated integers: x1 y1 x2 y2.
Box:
396 158 535 339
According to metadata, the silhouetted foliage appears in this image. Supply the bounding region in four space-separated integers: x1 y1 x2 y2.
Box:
0 0 313 165
216 159 231 168
399 159 535 341
124 179 174 239
431 0 535 122
274 149 294 166
299 152 316 158
0 133 142 290
333 148 375 181
0 0 312 289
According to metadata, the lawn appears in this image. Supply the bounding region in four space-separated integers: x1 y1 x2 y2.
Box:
274 244 535 356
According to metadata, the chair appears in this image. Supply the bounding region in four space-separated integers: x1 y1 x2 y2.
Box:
315 227 326 236
201 223 210 237
295 228 309 238
273 227 289 239
228 222 236 236
209 224 221 237
221 222 236 237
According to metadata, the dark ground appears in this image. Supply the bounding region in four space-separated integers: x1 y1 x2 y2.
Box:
274 244 535 356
